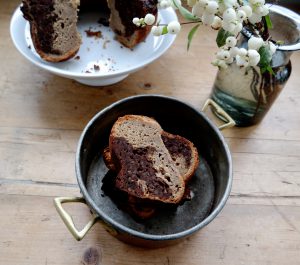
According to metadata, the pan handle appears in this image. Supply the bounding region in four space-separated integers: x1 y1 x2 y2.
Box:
54 197 99 241
202 99 235 130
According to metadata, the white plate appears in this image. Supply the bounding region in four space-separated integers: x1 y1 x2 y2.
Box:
10 7 177 86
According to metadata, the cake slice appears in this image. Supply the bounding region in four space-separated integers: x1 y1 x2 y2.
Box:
103 126 199 219
21 0 82 62
109 115 186 204
107 0 157 48
104 131 199 183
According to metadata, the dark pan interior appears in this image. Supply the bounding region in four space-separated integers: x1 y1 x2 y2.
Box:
78 95 231 236
86 154 214 235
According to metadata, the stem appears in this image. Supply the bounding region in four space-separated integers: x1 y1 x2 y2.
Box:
158 21 202 26
261 17 270 41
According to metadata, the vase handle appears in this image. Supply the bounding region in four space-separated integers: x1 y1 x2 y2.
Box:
202 99 236 130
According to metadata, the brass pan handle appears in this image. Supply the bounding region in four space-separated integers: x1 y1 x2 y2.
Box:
54 197 99 241
202 99 236 130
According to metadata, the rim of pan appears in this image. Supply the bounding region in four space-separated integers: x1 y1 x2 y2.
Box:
75 94 233 241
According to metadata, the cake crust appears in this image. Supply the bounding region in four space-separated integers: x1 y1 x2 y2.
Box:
104 131 199 183
109 115 185 204
21 0 158 62
22 0 81 62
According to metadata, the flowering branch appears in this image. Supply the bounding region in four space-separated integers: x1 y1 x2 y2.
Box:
133 0 277 74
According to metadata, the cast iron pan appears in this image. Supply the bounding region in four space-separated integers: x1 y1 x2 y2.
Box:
73 95 232 245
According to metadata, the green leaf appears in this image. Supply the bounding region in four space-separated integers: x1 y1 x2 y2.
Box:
265 14 273 29
258 46 272 67
187 24 200 50
172 0 200 22
258 46 274 75
216 28 234 48
161 26 168 35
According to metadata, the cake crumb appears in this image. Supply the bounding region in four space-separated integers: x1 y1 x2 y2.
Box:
28 45 31 49
74 55 80 60
94 65 100 71
85 70 91 73
103 40 111 49
85 28 102 39
144 83 152 89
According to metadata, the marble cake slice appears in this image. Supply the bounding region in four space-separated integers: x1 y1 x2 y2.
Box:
104 131 199 183
108 115 186 204
21 0 81 62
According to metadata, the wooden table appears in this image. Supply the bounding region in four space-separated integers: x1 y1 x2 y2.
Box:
1 1 300 264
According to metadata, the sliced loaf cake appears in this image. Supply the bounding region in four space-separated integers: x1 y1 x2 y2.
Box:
104 131 199 183
109 115 186 204
21 0 82 62
107 0 157 48
21 0 158 62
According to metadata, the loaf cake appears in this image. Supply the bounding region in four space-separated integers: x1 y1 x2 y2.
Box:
104 131 199 183
103 117 199 219
21 0 157 62
109 115 186 204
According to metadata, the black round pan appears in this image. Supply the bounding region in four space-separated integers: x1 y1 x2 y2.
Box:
54 95 233 248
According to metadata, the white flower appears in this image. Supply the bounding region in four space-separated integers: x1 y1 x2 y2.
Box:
225 57 234 64
206 1 219 15
236 55 249 67
269 42 277 55
151 25 163 36
247 49 261 66
211 16 222 30
159 0 171 9
144 14 156 25
248 13 262 24
237 10 247 22
232 22 243 35
222 50 231 60
250 0 265 7
218 3 227 13
226 36 237 48
198 0 209 7
224 0 238 9
222 21 235 33
216 50 231 60
212 58 219 66
239 5 253 18
248 36 264 50
212 59 228 69
229 46 240 57
218 60 228 69
192 3 205 17
223 8 237 23
260 5 269 16
132 17 140 26
202 12 215 25
167 21 181 34
238 48 248 57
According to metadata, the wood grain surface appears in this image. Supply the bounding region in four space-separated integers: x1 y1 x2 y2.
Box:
1 0 300 264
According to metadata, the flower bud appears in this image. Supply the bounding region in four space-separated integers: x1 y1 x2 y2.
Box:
144 14 156 25
167 21 181 34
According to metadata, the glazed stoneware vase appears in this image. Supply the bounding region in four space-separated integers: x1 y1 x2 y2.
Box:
210 5 300 127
